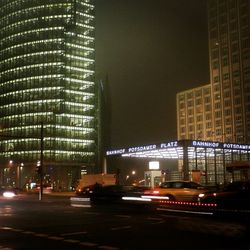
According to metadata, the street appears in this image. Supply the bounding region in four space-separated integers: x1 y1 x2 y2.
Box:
0 193 249 250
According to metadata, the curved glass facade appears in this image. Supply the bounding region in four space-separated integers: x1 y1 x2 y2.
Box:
0 0 96 188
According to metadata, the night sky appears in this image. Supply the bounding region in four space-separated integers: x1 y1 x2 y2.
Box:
95 0 210 149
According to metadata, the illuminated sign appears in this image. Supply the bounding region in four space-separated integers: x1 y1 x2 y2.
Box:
160 141 178 148
106 140 250 157
192 140 250 150
106 149 125 156
128 144 156 153
192 140 219 148
223 143 250 150
149 161 160 170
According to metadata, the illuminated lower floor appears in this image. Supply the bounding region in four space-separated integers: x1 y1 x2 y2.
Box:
0 162 92 191
106 139 250 186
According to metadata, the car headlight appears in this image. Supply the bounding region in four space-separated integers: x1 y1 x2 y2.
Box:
198 193 205 198
3 191 16 198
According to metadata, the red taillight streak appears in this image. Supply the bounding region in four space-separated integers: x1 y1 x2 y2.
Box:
153 191 160 194
144 190 160 195
158 200 217 207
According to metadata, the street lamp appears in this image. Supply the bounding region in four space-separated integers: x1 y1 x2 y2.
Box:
18 163 24 189
8 160 24 189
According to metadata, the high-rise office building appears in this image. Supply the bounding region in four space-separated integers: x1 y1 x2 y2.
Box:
0 0 97 189
177 0 250 144
208 0 250 143
177 84 213 141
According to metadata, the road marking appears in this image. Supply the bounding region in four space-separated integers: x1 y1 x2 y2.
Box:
151 220 165 225
159 213 190 219
63 239 81 244
114 215 131 218
84 212 100 215
70 197 90 202
111 225 131 231
48 236 64 240
71 204 91 208
147 217 165 224
0 226 121 250
35 233 48 238
63 210 74 213
11 229 23 232
98 245 119 250
80 242 98 247
61 231 87 236
1 227 13 230
22 231 35 235
147 217 163 221
157 207 214 215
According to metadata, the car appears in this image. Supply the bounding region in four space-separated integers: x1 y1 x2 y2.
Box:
144 181 208 202
30 184 53 194
76 184 151 204
125 185 151 197
200 181 250 210
0 187 17 198
76 184 129 202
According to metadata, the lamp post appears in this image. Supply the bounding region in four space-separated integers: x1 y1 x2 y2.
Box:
16 162 24 189
131 170 137 185
39 122 44 201
8 160 24 189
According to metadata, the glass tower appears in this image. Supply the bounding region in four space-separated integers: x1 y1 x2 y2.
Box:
0 0 97 189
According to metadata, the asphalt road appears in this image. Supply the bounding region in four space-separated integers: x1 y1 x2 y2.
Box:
0 193 249 250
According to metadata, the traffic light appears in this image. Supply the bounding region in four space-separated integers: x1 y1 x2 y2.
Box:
36 160 41 175
36 165 41 175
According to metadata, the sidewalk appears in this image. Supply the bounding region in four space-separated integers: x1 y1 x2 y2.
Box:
46 191 76 197
26 191 76 197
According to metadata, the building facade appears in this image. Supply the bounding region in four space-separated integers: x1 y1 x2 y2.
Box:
177 84 213 141
208 0 250 143
0 0 97 190
177 0 250 144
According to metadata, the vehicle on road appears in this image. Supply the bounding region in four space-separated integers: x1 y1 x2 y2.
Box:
30 184 53 194
75 174 117 195
144 181 208 202
0 187 17 198
76 184 151 204
200 181 250 210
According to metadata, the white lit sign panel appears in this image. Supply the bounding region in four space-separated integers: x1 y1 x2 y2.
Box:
149 161 159 170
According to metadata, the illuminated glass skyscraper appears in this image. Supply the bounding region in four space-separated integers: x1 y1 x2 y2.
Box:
0 0 97 188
